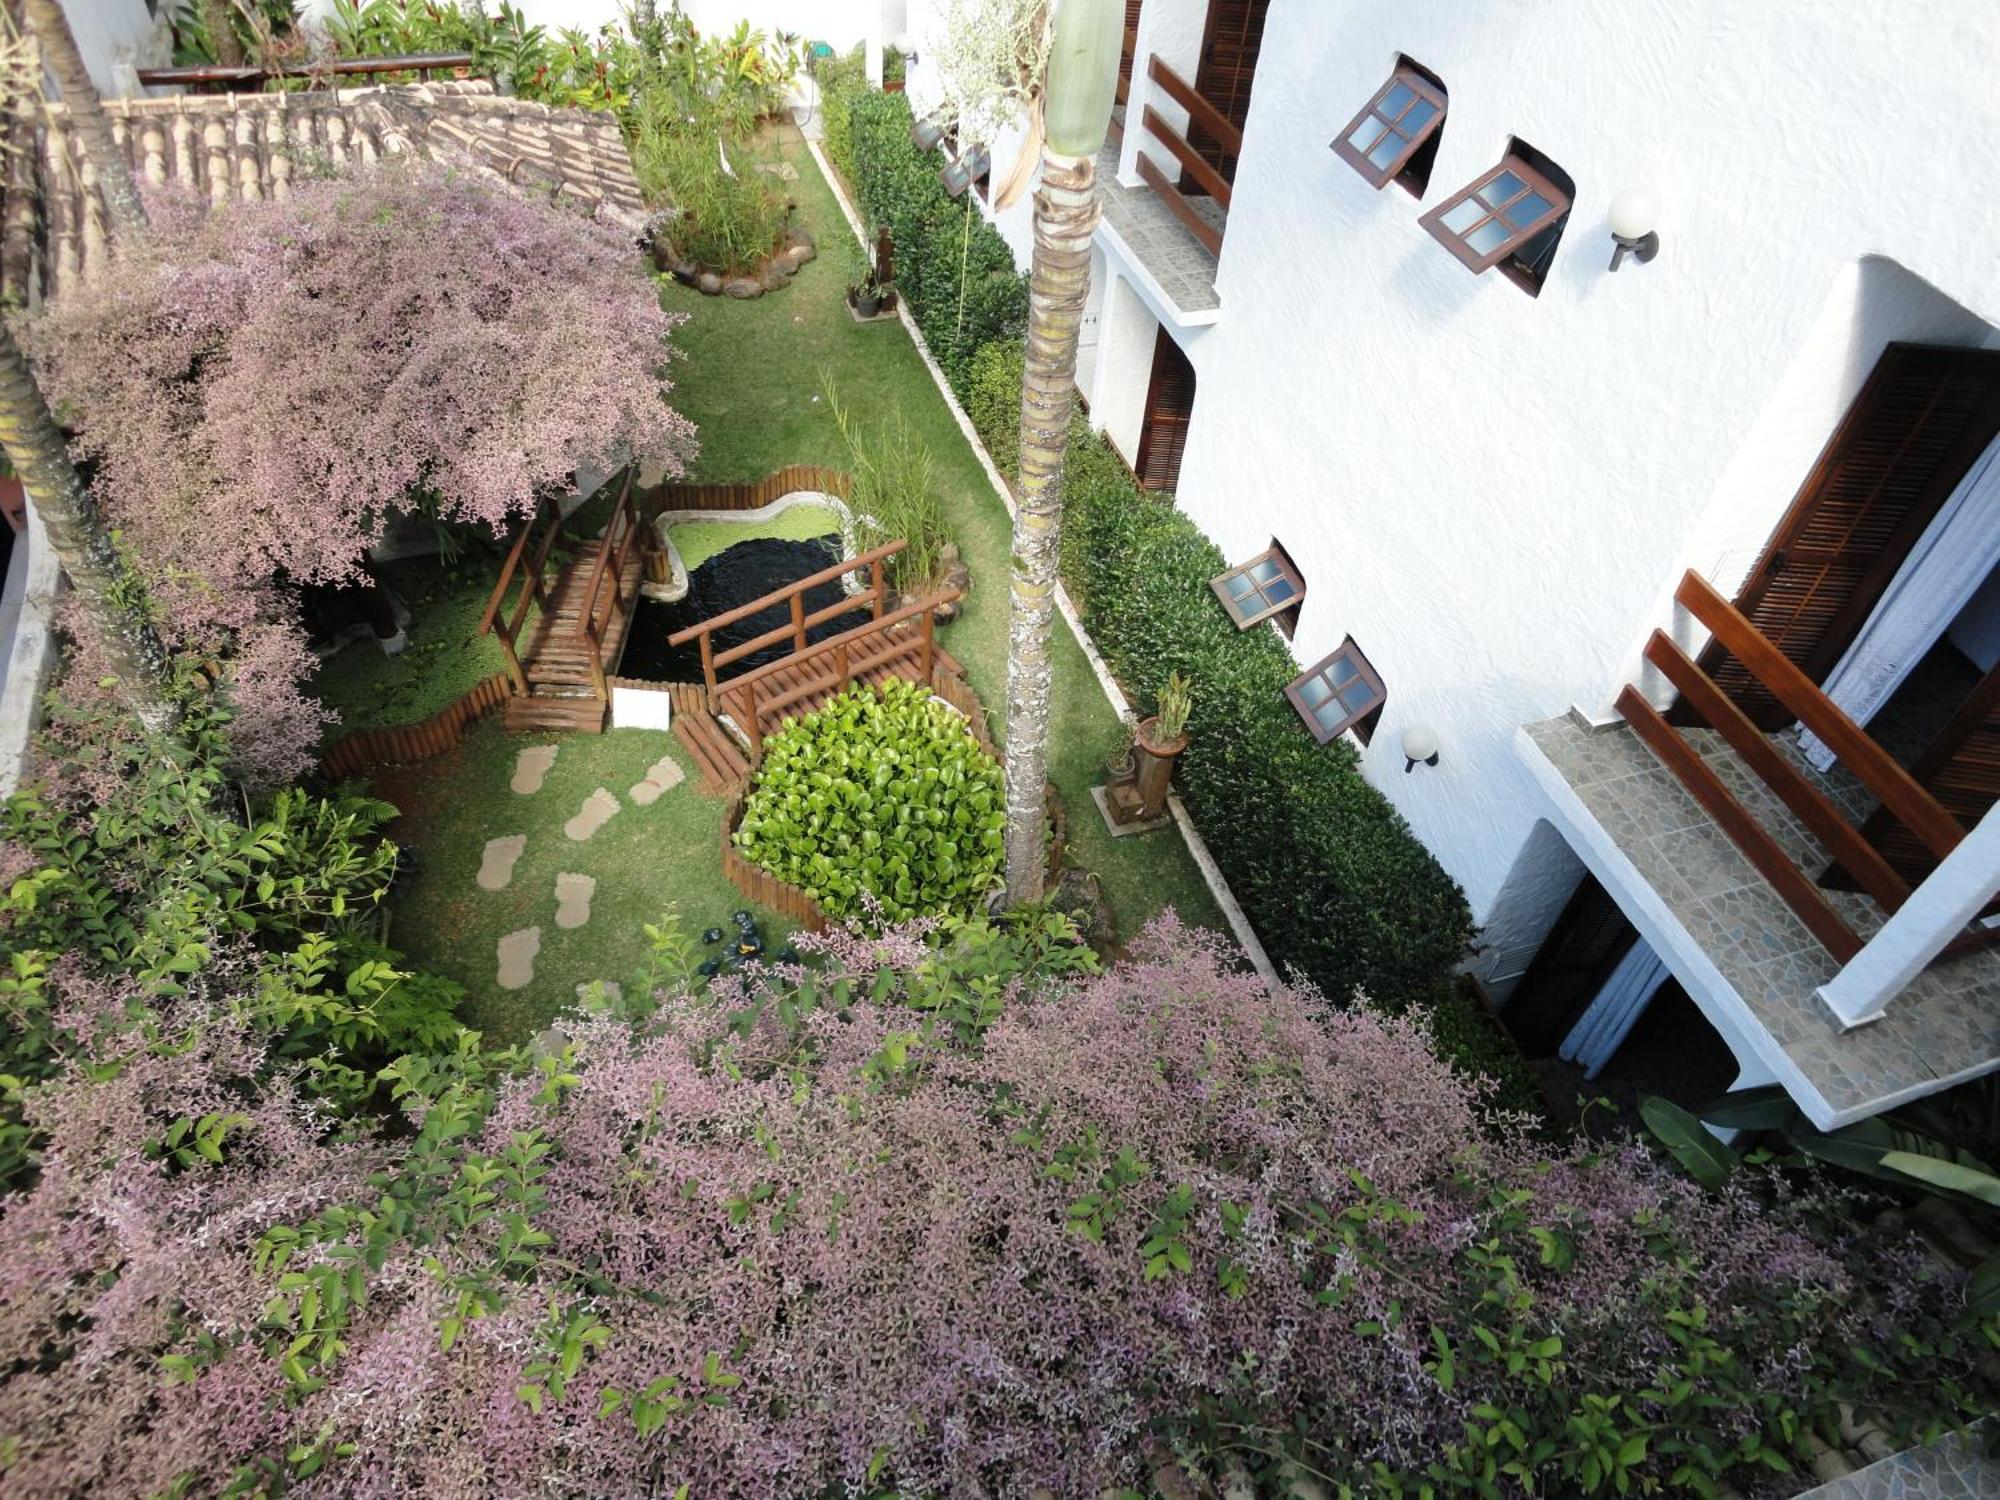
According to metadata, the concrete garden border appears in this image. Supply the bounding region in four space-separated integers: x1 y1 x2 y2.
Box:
642 490 869 605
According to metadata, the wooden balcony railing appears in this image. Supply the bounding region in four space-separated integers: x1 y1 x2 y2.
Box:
1134 55 1241 258
576 474 643 701
136 52 474 95
477 490 566 697
1615 569 1993 988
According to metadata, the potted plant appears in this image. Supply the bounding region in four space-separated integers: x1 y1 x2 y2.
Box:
1132 671 1192 821
850 258 885 317
883 46 907 92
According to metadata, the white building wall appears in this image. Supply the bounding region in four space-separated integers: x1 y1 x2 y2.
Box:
52 0 160 96
923 0 2000 966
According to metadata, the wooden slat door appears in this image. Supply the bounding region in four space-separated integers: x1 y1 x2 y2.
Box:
1135 326 1197 493
1689 343 2000 730
1187 0 1269 186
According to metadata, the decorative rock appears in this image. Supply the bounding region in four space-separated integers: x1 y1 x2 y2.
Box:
696 270 723 295
759 260 794 293
628 754 687 806
496 926 541 990
475 834 527 891
563 787 621 842
722 275 763 299
510 744 558 795
778 242 813 272
783 224 814 259
554 872 596 929
670 259 700 285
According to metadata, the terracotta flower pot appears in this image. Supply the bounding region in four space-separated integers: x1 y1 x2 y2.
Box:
1132 716 1188 821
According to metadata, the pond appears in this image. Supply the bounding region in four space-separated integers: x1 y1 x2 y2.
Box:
621 534 852 683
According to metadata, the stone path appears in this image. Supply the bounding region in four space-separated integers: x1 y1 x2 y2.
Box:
475 834 526 891
511 744 558 795
628 754 686 806
496 926 541 990
564 787 621 842
554 872 596 929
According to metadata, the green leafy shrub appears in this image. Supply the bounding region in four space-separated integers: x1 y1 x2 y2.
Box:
813 44 871 180
736 680 1005 921
966 336 1026 481
845 89 1028 398
630 98 791 273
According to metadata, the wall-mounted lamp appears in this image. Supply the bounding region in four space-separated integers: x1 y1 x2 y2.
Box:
911 113 946 152
1401 724 1441 773
1607 189 1661 271
895 30 918 66
940 144 989 198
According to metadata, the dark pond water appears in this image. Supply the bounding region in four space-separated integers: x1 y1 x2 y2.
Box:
621 535 848 683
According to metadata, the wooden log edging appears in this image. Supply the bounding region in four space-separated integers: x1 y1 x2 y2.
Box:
319 672 512 780
641 465 852 521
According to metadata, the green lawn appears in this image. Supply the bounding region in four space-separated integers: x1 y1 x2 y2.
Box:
374 722 790 1044
662 143 1224 937
666 501 842 570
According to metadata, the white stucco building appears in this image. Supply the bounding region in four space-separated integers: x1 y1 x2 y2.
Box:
896 0 2000 1126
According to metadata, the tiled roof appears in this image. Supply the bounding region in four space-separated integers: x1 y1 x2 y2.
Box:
2 81 649 306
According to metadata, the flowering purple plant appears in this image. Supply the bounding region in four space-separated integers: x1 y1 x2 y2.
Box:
0 918 1984 1497
20 164 696 784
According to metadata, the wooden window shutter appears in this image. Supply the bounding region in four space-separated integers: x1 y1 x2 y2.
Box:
1118 0 1143 102
1188 0 1269 183
1136 327 1197 493
1690 343 2000 730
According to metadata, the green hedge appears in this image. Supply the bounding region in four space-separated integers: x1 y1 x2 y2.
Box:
843 90 1029 399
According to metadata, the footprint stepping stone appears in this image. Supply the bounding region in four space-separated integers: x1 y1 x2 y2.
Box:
628 754 687 806
554 872 597 929
496 927 541 990
475 834 527 891
576 980 624 1005
564 788 621 842
511 744 558 795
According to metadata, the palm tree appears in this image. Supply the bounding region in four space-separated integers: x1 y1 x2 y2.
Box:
0 323 177 735
998 0 1120 903
21 0 148 242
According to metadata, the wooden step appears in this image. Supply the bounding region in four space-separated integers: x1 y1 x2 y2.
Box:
673 707 750 794
504 694 607 734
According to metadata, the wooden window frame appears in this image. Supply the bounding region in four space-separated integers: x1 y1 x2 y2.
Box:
1418 154 1571 275
1331 64 1446 194
1210 545 1305 631
1286 639 1387 746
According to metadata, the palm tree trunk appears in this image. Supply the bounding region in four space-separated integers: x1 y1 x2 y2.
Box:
0 319 177 735
22 0 149 244
1002 147 1098 905
201 0 246 69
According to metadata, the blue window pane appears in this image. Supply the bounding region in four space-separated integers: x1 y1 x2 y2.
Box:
1340 687 1379 716
1367 133 1403 170
1439 197 1485 235
1248 558 1282 585
1263 575 1298 605
1314 700 1347 731
1223 572 1255 599
1465 217 1515 256
1504 192 1554 229
1347 120 1383 155
1378 80 1414 119
1328 657 1358 686
1478 170 1526 208
1400 98 1438 134
1297 675 1333 707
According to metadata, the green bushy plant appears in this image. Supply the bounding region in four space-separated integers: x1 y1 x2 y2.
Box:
630 94 790 273
813 44 871 179
824 374 951 591
845 89 1028 398
966 336 1026 481
736 680 1005 922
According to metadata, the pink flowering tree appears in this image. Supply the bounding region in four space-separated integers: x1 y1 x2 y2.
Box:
0 916 1985 1498
20 165 696 784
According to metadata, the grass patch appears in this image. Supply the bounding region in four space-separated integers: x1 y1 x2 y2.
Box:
371 721 791 1043
660 143 1224 938
667 502 841 571
312 554 523 736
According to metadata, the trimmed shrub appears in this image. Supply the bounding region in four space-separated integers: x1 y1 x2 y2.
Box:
966 336 1027 482
844 89 1028 399
813 45 871 182
736 680 1005 921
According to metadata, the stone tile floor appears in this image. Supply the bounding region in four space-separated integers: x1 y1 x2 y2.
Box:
1094 142 1221 316
1522 715 2000 1120
1794 1422 1998 1499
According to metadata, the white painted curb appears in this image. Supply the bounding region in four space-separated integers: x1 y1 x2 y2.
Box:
807 139 1279 987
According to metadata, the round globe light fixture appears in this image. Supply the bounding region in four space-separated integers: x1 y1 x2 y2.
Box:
1401 724 1441 774
1607 188 1662 271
